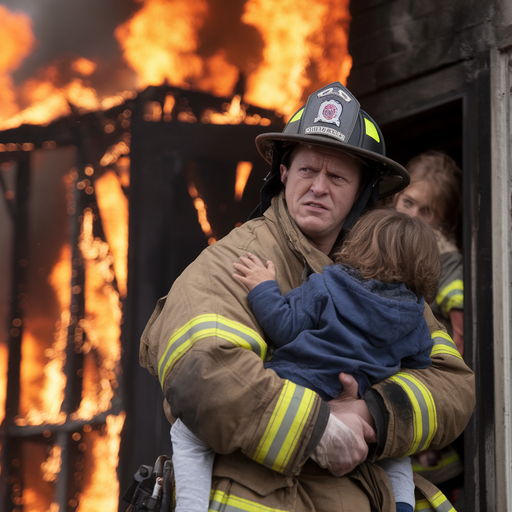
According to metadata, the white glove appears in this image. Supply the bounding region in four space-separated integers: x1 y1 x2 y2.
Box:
310 413 376 477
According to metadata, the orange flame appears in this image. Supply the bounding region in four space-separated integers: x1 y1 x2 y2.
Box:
0 342 7 425
115 0 209 89
0 6 35 125
41 445 62 483
235 162 253 201
188 182 216 244
242 0 352 118
94 171 129 298
71 58 97 77
17 244 71 426
77 413 125 512
0 0 352 129
73 208 122 421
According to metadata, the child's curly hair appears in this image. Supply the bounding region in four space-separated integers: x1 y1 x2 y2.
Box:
334 208 440 303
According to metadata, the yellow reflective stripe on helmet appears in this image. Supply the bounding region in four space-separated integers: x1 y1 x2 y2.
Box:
364 117 380 143
436 279 463 317
389 373 437 455
289 108 304 123
209 489 286 512
253 381 315 472
158 314 267 387
430 330 462 360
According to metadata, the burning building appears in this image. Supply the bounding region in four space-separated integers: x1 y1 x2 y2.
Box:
1 0 512 511
0 0 352 511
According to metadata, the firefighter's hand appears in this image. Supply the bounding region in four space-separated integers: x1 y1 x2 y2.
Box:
310 373 377 476
233 252 276 291
310 413 375 477
329 373 376 432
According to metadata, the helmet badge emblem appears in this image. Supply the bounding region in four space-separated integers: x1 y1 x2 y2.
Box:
314 100 342 127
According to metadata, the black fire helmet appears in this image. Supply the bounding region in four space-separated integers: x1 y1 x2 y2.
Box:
249 81 410 230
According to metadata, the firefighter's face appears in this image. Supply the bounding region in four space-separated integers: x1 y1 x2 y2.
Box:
280 145 362 254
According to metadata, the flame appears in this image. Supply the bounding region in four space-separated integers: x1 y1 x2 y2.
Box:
73 208 122 420
0 6 35 124
115 0 209 89
94 171 129 298
77 413 125 512
17 244 71 426
195 50 240 98
0 0 352 129
188 182 216 244
41 445 62 482
0 7 135 130
1 70 101 130
242 0 352 117
0 342 6 425
71 58 97 76
21 442 55 512
235 161 253 201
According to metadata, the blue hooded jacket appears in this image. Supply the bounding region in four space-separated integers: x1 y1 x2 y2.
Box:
248 265 432 401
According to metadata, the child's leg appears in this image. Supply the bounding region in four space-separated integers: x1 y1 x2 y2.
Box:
376 456 415 512
171 419 215 512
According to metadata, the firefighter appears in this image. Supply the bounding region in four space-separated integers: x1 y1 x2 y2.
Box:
140 82 475 511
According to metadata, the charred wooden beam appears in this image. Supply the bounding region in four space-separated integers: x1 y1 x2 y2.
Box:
0 151 31 511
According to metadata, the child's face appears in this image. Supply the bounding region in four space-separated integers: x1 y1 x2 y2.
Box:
395 181 439 227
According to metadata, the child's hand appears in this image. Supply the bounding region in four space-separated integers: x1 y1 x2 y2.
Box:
233 252 276 291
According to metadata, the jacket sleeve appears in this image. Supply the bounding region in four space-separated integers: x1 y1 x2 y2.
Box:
247 276 325 348
139 240 330 477
365 303 475 461
436 250 464 318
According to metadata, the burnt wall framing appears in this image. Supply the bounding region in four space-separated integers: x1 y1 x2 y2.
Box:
350 55 494 511
0 106 129 512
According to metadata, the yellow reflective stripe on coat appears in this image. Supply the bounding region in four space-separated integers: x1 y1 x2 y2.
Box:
436 279 463 317
412 450 460 474
389 373 437 455
253 381 315 472
209 489 286 512
415 491 455 511
430 330 463 360
158 314 267 387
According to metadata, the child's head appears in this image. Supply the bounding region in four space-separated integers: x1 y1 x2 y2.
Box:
394 150 462 240
334 208 440 302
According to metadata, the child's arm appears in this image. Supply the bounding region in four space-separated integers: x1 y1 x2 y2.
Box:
233 252 276 291
233 253 325 348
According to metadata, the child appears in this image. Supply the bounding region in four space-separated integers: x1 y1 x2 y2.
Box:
170 208 440 512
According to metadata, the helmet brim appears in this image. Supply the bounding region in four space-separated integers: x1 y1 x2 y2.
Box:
255 132 410 199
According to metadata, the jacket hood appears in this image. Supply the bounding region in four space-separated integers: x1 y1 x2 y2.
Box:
323 265 425 343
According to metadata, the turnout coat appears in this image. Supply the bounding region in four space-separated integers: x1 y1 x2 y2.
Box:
140 191 475 511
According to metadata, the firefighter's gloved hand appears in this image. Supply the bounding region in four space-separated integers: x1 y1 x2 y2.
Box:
329 372 376 431
310 413 376 476
310 373 377 476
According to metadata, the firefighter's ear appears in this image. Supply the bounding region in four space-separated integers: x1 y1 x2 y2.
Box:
280 164 289 185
